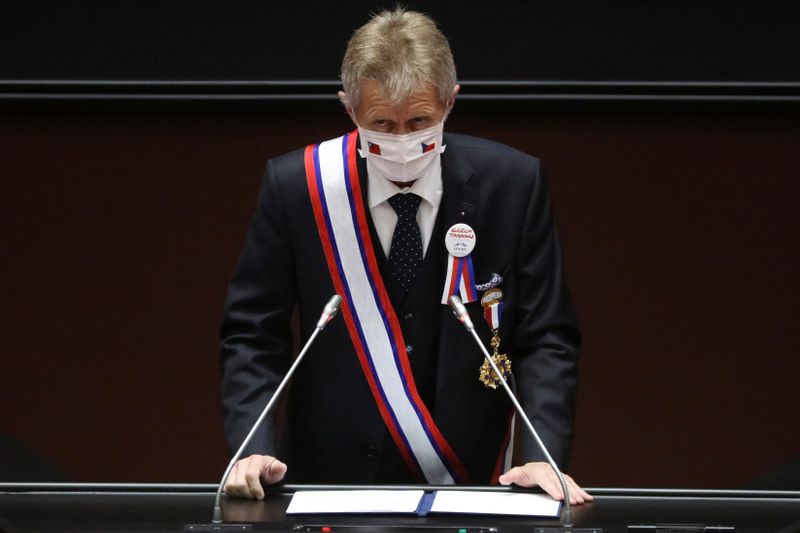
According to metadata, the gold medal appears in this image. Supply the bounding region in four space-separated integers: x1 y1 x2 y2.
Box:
479 328 512 389
479 353 512 389
477 284 508 388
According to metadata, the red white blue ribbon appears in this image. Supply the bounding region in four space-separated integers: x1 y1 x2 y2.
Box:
483 301 503 330
440 254 478 305
304 131 469 485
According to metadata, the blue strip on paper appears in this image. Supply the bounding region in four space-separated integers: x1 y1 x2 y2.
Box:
415 491 436 517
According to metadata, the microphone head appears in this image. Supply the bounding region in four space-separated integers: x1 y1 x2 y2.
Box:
316 294 343 329
448 295 474 330
325 294 342 318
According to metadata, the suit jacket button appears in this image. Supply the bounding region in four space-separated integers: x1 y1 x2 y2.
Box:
406 344 414 353
404 312 413 320
364 446 378 459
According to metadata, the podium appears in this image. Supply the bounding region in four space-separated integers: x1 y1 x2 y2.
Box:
1 483 799 532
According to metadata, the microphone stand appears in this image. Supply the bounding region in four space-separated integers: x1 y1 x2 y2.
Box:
448 295 599 533
186 295 342 531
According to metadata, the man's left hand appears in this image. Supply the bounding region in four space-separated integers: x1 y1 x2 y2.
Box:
498 462 593 505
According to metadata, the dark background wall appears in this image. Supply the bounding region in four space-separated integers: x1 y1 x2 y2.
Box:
3 1 800 83
1 1 798 489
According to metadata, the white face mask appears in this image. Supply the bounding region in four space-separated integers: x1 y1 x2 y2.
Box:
358 122 445 183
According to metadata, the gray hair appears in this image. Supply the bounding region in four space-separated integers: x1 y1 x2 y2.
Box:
340 8 457 109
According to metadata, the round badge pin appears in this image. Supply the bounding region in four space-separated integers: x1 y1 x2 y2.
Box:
445 223 476 257
480 288 503 308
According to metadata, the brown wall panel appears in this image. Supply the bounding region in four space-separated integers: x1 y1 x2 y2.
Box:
1 106 798 487
452 110 800 488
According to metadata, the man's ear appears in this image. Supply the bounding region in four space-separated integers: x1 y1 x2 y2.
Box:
444 84 460 119
338 90 357 125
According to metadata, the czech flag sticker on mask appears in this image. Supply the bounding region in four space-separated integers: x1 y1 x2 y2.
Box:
358 122 445 183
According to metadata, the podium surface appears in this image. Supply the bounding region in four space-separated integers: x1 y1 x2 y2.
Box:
1 483 799 532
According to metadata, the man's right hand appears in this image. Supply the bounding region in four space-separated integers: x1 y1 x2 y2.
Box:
223 454 287 500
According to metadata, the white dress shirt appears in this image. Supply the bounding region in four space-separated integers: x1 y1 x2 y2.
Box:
365 155 444 259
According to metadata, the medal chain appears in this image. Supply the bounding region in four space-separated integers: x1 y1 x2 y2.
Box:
480 328 511 389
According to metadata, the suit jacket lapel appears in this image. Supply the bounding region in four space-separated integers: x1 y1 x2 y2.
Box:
435 136 479 400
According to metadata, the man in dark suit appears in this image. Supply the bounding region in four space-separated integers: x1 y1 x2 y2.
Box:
220 8 591 504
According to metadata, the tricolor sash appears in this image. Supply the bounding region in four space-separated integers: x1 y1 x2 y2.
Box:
304 131 469 484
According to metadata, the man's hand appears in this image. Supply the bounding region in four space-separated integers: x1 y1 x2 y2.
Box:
498 462 593 505
223 454 287 500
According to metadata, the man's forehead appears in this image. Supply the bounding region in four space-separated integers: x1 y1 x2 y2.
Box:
358 81 441 110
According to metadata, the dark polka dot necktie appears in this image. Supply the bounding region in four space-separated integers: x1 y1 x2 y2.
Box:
387 193 423 292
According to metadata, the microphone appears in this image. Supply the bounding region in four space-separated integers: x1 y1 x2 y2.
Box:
316 294 343 329
448 295 597 532
189 295 342 530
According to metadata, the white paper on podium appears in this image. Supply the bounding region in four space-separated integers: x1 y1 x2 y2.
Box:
285 489 560 518
285 490 425 514
430 490 561 517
